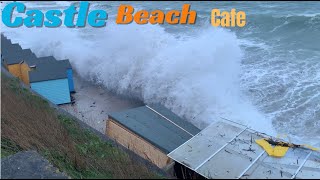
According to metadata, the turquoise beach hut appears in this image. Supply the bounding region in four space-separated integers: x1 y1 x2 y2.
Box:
61 59 75 93
28 57 75 93
29 61 71 105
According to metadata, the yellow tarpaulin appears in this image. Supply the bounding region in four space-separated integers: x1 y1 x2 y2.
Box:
255 139 289 158
301 144 319 151
256 138 319 158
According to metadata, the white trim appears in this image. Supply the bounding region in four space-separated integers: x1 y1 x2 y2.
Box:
167 120 219 157
145 105 194 137
194 127 248 170
291 151 313 179
220 117 274 139
237 150 266 179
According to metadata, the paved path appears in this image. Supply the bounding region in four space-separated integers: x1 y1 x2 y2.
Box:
1 151 68 179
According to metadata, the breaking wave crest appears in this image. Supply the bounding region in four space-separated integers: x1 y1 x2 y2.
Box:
2 21 275 135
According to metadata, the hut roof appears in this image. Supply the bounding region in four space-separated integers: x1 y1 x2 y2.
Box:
1 34 11 44
2 46 37 65
60 59 72 69
30 57 72 69
1 42 23 56
26 56 57 66
29 60 68 83
25 54 71 69
109 104 201 154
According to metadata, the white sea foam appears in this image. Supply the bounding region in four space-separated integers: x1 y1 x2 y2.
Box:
2 20 276 136
2 1 319 146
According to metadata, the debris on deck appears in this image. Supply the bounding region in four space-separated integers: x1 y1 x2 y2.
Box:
168 120 320 179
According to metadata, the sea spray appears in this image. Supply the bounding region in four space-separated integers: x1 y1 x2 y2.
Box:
1 21 276 136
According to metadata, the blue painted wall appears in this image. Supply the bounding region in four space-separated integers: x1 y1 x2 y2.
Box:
30 78 71 105
67 69 75 92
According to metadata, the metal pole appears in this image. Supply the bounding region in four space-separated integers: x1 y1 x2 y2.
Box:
194 127 248 170
291 151 312 179
237 151 265 179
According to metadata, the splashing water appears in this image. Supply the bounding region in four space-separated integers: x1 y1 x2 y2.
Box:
3 1 320 146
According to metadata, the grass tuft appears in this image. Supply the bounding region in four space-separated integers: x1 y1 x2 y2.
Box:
1 137 23 158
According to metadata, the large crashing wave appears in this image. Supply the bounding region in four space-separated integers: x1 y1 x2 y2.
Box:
1 17 275 135
3 0 319 145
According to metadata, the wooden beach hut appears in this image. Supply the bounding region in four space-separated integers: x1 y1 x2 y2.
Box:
1 34 11 60
1 34 74 104
65 60 75 93
1 38 37 85
29 57 75 93
106 104 200 169
55 59 74 93
2 49 36 85
29 61 71 105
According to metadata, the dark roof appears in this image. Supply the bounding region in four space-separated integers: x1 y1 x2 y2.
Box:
2 43 23 56
26 56 57 66
1 36 20 47
2 35 73 83
1 35 11 45
60 59 72 69
2 47 37 65
109 104 201 153
25 54 72 69
30 57 72 69
1 33 9 41
1 33 7 39
29 60 68 83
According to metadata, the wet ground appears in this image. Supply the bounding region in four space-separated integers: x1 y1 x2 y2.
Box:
60 73 143 133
